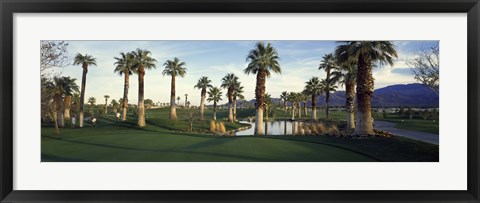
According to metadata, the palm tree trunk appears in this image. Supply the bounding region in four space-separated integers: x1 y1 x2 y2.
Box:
284 120 287 135
298 102 301 118
326 69 331 120
354 55 374 135
312 95 317 120
138 67 146 127
346 80 356 130
291 103 295 120
254 70 267 135
283 101 286 111
64 95 71 120
104 98 108 114
325 91 330 120
304 101 307 116
200 91 206 120
213 102 217 120
52 100 60 135
170 76 177 120
122 71 129 121
233 98 237 121
228 93 234 122
55 95 64 128
79 66 88 128
265 105 269 121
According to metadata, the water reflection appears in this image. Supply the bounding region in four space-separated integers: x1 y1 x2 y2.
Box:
235 120 305 136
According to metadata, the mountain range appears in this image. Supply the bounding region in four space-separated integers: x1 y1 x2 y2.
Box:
229 83 439 108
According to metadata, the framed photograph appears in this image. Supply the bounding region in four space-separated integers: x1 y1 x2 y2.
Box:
1 0 479 202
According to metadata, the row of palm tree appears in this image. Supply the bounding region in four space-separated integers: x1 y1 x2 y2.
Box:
257 41 397 136
65 41 396 136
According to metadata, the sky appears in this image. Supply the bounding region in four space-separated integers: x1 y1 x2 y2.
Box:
45 40 438 106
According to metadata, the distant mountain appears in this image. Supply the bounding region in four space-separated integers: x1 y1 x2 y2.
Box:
231 83 439 108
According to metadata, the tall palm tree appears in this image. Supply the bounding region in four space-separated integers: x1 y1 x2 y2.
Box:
232 81 244 121
194 76 212 120
207 87 222 121
296 92 302 118
318 53 342 120
304 77 323 120
114 52 135 121
244 42 281 135
335 41 397 135
62 78 80 121
184 94 188 108
104 95 110 114
131 49 157 127
280 91 288 111
177 96 181 107
336 59 358 130
73 53 97 128
162 57 187 120
221 73 239 122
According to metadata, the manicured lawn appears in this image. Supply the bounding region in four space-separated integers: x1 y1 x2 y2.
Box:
41 108 439 162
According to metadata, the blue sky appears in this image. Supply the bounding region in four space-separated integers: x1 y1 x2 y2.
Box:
47 40 438 106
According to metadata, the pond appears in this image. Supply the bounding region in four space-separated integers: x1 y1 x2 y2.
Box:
235 120 306 136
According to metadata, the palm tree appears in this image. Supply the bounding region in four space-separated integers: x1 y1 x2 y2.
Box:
244 42 281 135
194 76 212 120
232 81 244 121
52 76 79 130
177 96 181 107
162 57 187 120
87 97 96 116
104 95 110 114
62 78 80 121
131 48 157 127
207 87 222 121
300 92 308 117
318 53 342 120
335 41 397 135
114 52 135 121
111 99 119 113
288 92 297 120
296 92 302 118
73 53 97 128
304 77 323 120
221 73 239 122
336 59 358 130
184 94 188 108
280 91 288 111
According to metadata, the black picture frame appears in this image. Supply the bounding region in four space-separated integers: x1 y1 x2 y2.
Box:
1 0 479 202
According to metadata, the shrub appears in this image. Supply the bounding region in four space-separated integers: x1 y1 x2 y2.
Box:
219 122 226 133
317 123 326 134
210 120 216 132
215 122 221 132
303 124 311 135
297 123 304 135
327 125 340 136
310 124 318 135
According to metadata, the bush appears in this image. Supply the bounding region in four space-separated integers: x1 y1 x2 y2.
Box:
317 123 326 134
210 120 216 132
219 122 226 133
310 124 318 135
327 125 339 136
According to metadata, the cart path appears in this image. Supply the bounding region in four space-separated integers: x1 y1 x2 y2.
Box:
374 121 439 145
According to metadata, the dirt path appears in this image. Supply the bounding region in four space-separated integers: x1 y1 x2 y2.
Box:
374 121 439 145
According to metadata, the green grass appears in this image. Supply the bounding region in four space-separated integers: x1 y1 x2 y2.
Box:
41 108 438 162
372 113 439 134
